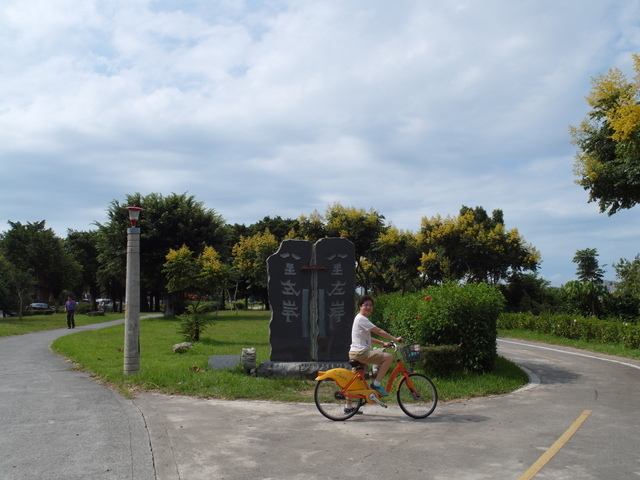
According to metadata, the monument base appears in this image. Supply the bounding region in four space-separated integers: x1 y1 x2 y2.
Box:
256 361 350 379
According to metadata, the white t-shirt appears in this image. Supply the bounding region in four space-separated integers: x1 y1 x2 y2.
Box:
350 313 376 353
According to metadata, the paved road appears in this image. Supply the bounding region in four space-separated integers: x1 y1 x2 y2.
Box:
135 339 640 480
2 323 639 480
0 320 154 480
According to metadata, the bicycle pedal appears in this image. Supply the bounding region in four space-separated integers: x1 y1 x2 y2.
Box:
368 393 388 408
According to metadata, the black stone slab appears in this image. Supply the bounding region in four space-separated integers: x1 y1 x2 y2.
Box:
267 239 313 361
315 238 355 361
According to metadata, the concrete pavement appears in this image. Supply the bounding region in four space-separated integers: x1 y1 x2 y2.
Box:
3 320 640 479
0 320 154 480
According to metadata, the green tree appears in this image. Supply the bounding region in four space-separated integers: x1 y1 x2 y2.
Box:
570 54 640 215
0 220 80 304
297 204 388 294
372 226 424 294
246 216 299 242
164 245 228 315
232 229 278 306
613 254 640 299
500 272 556 314
0 255 34 317
561 280 609 317
65 229 101 305
572 248 605 284
96 193 226 312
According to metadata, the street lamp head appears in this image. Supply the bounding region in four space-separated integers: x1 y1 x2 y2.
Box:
126 205 144 227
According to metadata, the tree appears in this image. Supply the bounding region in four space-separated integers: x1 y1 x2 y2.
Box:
297 204 388 293
570 54 640 215
164 244 228 315
500 272 555 314
417 206 540 284
0 255 34 317
371 226 424 294
572 248 605 284
613 254 640 298
65 229 101 305
96 193 226 312
246 216 299 242
0 220 80 304
232 229 278 306
561 280 609 317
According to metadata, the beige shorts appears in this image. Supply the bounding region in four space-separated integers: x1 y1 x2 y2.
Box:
349 349 386 365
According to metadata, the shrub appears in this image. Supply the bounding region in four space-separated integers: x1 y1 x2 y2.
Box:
498 312 640 349
379 283 505 373
76 302 93 314
179 304 211 342
421 344 462 377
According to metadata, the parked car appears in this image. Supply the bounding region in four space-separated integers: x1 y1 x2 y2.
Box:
95 298 114 312
25 303 55 315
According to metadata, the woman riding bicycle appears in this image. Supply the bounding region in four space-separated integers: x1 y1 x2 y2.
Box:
349 295 403 397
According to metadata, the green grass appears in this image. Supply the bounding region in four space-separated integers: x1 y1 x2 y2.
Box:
47 310 529 402
14 311 640 403
498 328 640 360
0 312 125 337
432 356 529 401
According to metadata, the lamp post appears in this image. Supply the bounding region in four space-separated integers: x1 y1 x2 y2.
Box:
124 205 143 374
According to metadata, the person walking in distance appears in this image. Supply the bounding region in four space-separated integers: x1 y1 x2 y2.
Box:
65 296 77 329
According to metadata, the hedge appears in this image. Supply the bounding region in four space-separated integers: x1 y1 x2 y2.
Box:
372 283 505 373
498 312 640 349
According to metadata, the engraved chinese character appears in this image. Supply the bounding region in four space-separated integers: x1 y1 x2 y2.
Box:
281 279 301 296
331 263 343 276
282 300 299 323
328 300 345 323
327 280 346 297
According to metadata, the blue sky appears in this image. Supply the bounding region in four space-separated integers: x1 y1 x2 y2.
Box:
2 0 640 286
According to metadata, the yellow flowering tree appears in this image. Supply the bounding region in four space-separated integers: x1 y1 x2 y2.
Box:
163 244 227 308
418 206 540 284
231 229 278 306
570 54 640 215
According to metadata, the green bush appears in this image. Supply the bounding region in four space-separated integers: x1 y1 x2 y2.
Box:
179 304 211 342
498 312 640 349
377 283 505 373
76 302 94 314
420 344 462 377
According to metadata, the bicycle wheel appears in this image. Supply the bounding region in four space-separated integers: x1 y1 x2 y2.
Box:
397 373 437 419
314 378 363 421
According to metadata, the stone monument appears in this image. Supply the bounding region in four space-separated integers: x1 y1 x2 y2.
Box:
260 238 355 377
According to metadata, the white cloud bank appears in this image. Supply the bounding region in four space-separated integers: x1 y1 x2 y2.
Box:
2 0 640 285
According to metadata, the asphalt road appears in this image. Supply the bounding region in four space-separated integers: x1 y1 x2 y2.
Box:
0 320 154 480
1 322 639 480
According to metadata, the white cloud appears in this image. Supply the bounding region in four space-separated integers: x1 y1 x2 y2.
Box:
2 0 640 285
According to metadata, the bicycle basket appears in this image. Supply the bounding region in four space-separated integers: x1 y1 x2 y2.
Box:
400 344 421 363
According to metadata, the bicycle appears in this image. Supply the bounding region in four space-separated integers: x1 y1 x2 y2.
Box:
314 343 438 421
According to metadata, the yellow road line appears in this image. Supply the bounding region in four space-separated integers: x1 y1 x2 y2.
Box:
516 410 592 480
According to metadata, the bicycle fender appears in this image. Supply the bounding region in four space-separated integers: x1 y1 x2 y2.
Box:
315 368 366 390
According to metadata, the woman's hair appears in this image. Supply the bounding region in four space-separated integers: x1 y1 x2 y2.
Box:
357 295 374 307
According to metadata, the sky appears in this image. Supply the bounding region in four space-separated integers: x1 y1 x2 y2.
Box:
2 0 640 286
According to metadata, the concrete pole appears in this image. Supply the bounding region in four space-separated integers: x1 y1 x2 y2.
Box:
124 226 141 374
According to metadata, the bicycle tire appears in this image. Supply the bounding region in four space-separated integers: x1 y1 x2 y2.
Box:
314 378 363 421
397 373 438 419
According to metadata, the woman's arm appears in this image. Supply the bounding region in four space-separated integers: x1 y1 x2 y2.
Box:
370 327 403 346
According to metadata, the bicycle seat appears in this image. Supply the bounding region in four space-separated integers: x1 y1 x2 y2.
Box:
349 359 365 368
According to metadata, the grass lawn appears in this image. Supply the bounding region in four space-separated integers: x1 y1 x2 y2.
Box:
0 312 125 337
48 310 529 402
